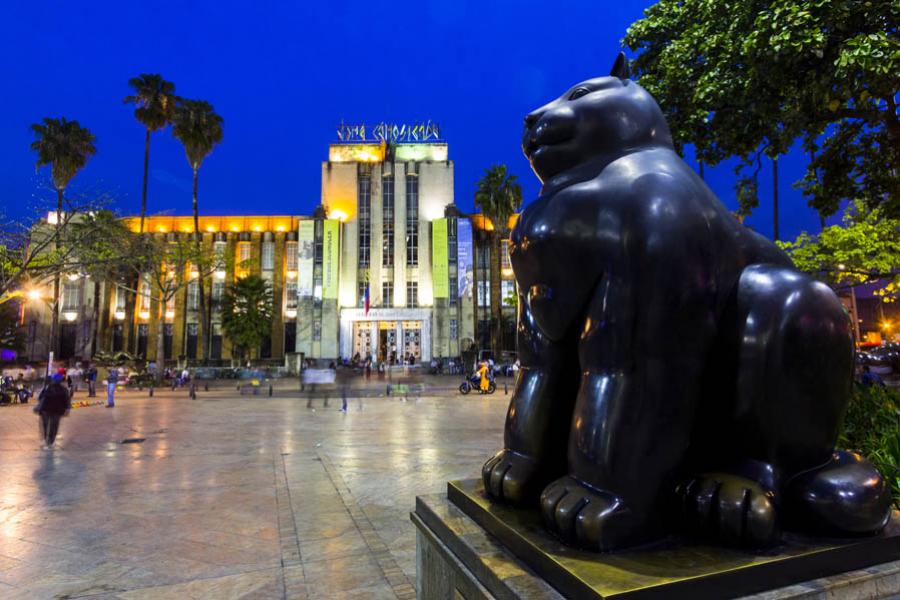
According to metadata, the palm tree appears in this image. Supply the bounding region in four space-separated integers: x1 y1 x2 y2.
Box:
474 165 522 356
171 99 224 362
30 117 96 356
123 74 176 234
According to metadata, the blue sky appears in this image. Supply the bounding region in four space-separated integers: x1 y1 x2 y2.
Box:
0 0 825 240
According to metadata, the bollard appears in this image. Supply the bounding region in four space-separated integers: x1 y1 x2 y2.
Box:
204 383 209 392
190 384 196 400
505 382 508 395
149 387 154 397
268 384 273 397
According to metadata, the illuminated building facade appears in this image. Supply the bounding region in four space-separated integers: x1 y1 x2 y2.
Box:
21 215 302 364
302 134 474 362
20 128 484 366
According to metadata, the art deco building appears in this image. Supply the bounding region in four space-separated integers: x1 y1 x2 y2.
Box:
19 128 491 366
298 135 474 362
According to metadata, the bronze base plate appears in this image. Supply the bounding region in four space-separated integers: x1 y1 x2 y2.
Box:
446 478 900 599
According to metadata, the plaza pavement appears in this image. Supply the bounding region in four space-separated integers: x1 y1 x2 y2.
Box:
0 381 510 599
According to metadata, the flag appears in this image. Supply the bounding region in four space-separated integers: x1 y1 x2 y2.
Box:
364 272 370 316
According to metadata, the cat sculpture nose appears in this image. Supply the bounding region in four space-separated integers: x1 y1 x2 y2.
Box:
524 110 543 129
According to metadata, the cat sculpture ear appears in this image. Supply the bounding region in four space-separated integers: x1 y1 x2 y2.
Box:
610 52 630 80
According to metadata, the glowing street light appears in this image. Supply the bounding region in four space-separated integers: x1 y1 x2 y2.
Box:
26 288 43 302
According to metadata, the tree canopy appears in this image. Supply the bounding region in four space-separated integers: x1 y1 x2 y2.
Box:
171 99 224 172
624 0 900 219
221 275 273 360
777 202 900 301
474 164 523 235
29 117 97 193
124 74 176 133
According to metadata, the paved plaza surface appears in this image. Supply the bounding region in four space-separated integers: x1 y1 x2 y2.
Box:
0 383 509 599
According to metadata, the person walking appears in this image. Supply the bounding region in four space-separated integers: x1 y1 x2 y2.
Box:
34 372 71 449
106 367 119 408
338 366 349 413
86 364 97 397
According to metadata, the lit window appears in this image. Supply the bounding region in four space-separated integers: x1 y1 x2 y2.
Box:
477 280 491 308
62 282 80 310
285 281 298 310
286 241 298 270
383 174 394 267
358 170 371 267
501 240 512 270
502 280 516 305
406 281 418 308
187 281 200 310
382 281 393 308
261 241 275 271
212 281 224 307
406 170 418 267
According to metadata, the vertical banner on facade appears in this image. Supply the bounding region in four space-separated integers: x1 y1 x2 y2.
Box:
457 218 473 299
298 220 315 297
432 218 449 298
322 219 340 299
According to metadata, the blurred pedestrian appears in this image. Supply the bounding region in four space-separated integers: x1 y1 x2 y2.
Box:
859 365 885 387
338 366 349 413
34 372 70 449
86 364 98 397
106 367 119 407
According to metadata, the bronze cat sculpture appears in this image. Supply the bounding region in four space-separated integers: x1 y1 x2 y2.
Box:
482 53 892 551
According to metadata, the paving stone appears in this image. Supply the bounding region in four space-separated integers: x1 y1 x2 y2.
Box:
0 387 508 598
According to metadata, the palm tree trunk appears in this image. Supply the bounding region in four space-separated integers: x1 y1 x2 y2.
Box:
90 279 100 357
140 129 151 233
698 160 705 181
489 232 502 355
191 166 210 363
772 156 779 241
49 187 63 361
125 277 137 354
156 301 166 383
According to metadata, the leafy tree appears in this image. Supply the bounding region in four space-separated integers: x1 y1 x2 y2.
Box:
221 275 273 361
30 117 96 354
474 165 522 354
124 74 177 234
172 99 224 362
135 236 221 378
1 199 123 307
624 0 900 229
777 202 900 301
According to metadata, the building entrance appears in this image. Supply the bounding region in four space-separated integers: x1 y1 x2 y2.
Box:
402 321 421 362
340 309 432 363
352 321 374 360
378 322 397 363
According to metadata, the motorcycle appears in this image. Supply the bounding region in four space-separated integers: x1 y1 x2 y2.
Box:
459 372 496 395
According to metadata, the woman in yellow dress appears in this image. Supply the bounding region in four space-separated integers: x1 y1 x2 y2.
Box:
476 361 490 393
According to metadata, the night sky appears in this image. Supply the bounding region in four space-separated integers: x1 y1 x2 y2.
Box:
1 0 826 240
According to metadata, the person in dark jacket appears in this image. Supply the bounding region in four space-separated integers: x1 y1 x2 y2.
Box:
35 373 71 448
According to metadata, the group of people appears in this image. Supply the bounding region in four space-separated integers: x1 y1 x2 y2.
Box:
32 365 120 449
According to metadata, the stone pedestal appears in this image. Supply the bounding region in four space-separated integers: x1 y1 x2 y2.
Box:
412 480 900 599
